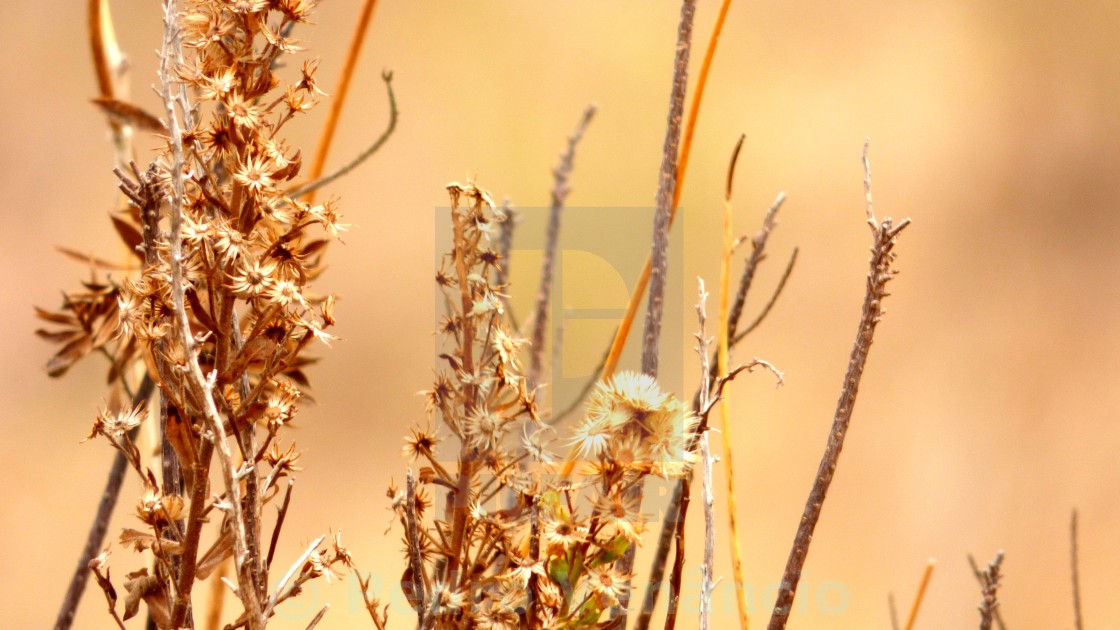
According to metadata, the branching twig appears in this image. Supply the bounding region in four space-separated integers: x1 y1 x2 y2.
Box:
978 551 1005 630
405 471 428 624
288 71 398 199
528 105 596 388
968 554 1007 630
766 141 910 630
1071 510 1083 630
888 593 900 630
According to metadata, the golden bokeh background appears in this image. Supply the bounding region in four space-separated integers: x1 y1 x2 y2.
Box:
2 1 1118 627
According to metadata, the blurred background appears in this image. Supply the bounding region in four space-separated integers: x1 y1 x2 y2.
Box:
2 0 1118 627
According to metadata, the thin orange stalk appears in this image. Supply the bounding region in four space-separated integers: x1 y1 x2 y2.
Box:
904 560 936 630
305 0 378 205
719 135 748 629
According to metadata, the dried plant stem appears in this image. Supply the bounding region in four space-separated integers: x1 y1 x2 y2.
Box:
406 471 427 623
978 551 1005 630
602 0 735 382
640 192 787 627
54 374 154 630
967 554 1007 630
159 3 262 626
304 0 379 205
205 560 228 630
1070 509 1084 630
888 593 900 630
287 72 398 200
766 142 910 629
304 606 330 629
903 560 935 630
528 105 597 388
695 281 718 630
616 2 697 623
718 135 750 630
89 0 132 168
699 429 717 630
169 438 215 627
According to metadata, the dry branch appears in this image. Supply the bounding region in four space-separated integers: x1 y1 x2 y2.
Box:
766 142 911 629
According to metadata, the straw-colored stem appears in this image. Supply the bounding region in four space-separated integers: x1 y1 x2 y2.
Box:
719 135 749 629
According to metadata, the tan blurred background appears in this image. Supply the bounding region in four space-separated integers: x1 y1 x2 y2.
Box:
3 1 1119 627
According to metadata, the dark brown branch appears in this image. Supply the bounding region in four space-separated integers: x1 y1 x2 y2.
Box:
169 437 216 628
766 144 910 629
54 373 154 630
889 593 900 630
528 105 596 388
1071 509 1083 630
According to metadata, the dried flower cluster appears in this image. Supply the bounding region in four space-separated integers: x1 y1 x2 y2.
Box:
40 1 363 628
395 182 699 628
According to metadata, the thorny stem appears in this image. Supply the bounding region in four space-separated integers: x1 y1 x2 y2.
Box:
159 2 263 627
766 143 910 630
967 554 1007 630
54 374 154 630
528 105 596 389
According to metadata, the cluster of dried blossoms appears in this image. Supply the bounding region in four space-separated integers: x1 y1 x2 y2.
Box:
40 1 367 628
397 182 699 628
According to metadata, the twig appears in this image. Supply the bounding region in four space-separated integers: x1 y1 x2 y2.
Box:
699 428 717 630
406 471 428 624
888 593 900 630
601 0 736 383
528 105 597 388
694 280 718 630
766 142 910 630
266 480 295 571
1071 509 1083 630
967 554 1007 630
262 535 326 621
495 197 518 321
55 375 154 630
287 71 398 199
303 0 379 205
978 551 1005 630
718 134 750 630
304 605 329 630
903 560 935 630
731 247 798 346
640 191 788 628
617 2 697 624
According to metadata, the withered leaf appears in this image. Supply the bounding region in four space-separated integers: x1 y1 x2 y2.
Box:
110 214 145 258
92 97 166 133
